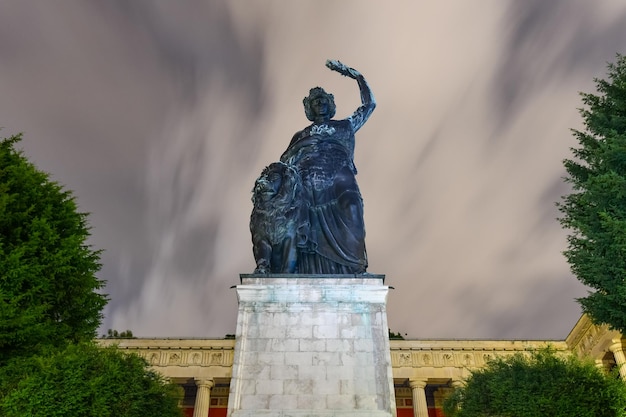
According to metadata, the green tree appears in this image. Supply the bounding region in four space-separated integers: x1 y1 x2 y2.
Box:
558 54 626 333
0 134 108 364
0 134 183 416
104 329 135 339
443 348 626 417
0 342 183 417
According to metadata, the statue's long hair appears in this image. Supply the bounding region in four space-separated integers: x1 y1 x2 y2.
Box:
303 87 336 121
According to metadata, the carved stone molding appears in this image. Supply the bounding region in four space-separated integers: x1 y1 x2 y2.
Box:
98 339 236 368
389 340 567 371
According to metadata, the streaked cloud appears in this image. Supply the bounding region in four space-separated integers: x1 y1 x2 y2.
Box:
1 1 625 340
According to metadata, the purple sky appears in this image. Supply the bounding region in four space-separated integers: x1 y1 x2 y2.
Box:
2 1 626 340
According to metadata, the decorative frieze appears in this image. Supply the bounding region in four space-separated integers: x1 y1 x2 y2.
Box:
98 313 624 385
134 349 234 367
98 339 236 369
101 338 567 374
389 340 566 371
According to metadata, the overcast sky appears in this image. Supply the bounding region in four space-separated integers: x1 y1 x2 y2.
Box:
2 1 626 340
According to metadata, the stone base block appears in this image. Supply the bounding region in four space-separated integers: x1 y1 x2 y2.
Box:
227 275 396 417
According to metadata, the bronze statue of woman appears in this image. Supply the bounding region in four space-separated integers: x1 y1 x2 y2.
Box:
280 60 376 274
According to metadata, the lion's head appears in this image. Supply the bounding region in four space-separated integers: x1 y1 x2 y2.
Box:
251 162 300 210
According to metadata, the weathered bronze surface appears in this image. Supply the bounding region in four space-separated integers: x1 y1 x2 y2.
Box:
250 60 375 274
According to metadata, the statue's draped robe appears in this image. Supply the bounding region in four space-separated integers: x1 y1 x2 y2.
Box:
280 82 375 274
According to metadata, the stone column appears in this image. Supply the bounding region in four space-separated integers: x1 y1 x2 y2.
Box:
451 379 464 389
409 379 428 417
193 378 214 417
595 359 605 370
609 341 626 380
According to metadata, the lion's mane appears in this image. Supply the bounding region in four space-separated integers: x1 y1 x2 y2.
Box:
250 161 304 273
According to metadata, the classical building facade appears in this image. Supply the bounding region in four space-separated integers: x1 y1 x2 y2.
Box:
100 314 625 417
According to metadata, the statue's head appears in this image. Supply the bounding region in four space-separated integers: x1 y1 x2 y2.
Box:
303 87 336 122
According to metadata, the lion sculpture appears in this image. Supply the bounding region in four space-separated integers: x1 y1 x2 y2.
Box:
250 161 305 274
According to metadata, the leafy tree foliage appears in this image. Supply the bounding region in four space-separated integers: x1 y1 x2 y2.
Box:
0 134 107 364
104 329 135 339
388 329 405 340
558 55 626 332
0 343 183 417
0 134 183 416
443 348 626 417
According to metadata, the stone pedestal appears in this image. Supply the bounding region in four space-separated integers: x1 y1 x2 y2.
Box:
227 275 396 417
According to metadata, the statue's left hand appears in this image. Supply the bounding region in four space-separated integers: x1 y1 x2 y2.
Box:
326 59 361 79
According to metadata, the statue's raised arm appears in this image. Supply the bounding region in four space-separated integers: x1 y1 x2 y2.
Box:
326 59 376 132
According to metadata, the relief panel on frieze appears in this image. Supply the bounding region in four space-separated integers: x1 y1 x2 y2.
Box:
459 352 475 367
209 351 224 365
481 353 495 365
418 352 433 366
440 352 456 366
168 352 182 365
189 352 203 365
392 351 413 367
148 351 161 366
